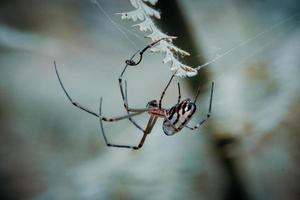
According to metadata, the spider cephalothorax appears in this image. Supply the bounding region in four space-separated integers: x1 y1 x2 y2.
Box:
54 40 214 150
146 100 158 109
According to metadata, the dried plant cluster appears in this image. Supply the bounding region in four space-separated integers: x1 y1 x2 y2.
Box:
118 0 198 78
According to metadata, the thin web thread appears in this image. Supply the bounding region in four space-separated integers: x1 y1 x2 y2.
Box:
236 18 298 69
233 21 298 68
195 11 300 71
92 0 144 48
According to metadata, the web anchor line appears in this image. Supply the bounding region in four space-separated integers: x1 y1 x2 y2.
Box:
195 11 300 71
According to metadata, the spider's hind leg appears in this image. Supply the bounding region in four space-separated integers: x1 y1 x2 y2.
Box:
177 82 181 104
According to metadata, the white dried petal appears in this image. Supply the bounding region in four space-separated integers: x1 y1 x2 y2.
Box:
170 59 197 77
146 28 169 41
142 0 158 5
175 66 198 78
150 46 166 53
132 18 153 32
119 8 145 21
163 51 174 64
170 59 181 70
167 43 190 56
153 40 189 56
140 2 161 19
150 41 168 52
129 0 139 8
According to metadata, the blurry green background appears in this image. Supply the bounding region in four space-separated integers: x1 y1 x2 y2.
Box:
0 0 300 199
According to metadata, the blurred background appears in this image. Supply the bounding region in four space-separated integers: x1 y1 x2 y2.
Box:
0 0 300 199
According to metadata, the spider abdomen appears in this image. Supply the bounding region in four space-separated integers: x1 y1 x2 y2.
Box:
163 99 196 135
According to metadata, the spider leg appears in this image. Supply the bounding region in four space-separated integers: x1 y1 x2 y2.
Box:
133 116 157 150
123 80 146 112
186 82 214 130
101 110 147 122
54 61 99 117
125 37 174 66
123 80 150 132
177 82 181 104
118 67 148 131
159 74 176 109
184 118 208 130
119 62 142 112
99 98 157 150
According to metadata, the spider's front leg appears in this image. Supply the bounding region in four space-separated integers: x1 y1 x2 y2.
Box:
119 38 175 112
124 37 174 67
54 61 99 117
159 74 176 109
118 56 151 132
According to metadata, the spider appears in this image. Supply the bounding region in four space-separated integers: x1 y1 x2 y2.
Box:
54 38 214 150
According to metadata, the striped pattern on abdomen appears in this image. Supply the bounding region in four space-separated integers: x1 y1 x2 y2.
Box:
163 99 196 135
